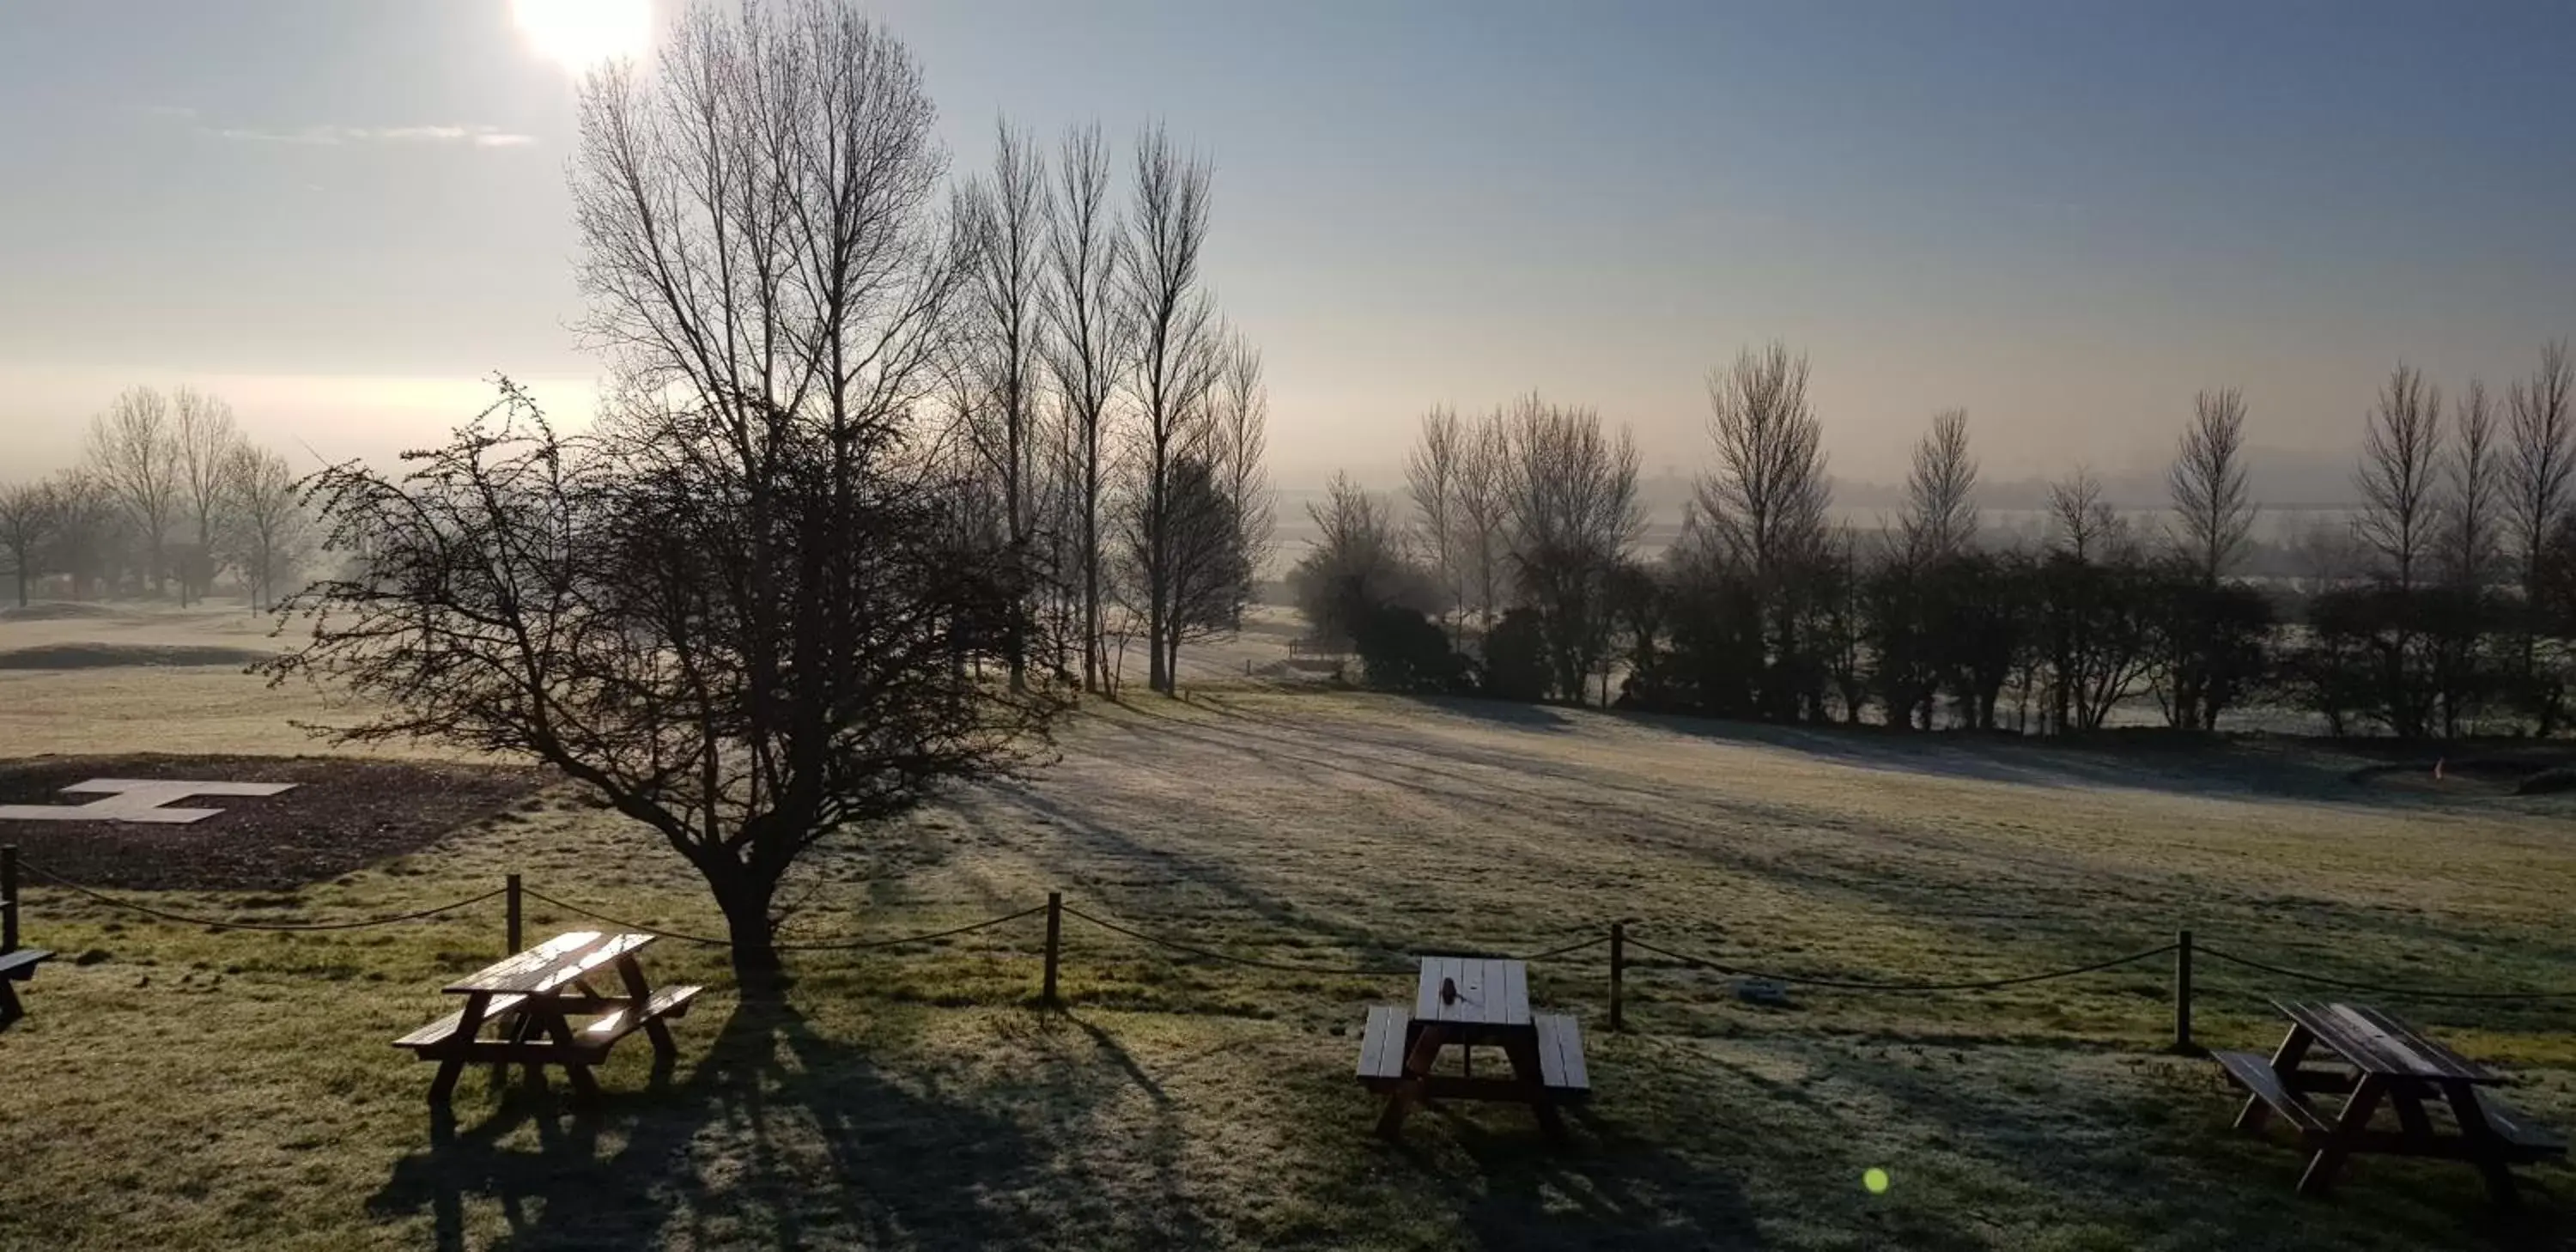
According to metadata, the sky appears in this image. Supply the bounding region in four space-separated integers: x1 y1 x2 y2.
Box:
2 0 2572 496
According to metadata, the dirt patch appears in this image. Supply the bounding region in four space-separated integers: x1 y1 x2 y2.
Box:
0 642 276 670
0 755 551 890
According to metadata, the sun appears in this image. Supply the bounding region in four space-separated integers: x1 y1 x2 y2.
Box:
512 0 653 73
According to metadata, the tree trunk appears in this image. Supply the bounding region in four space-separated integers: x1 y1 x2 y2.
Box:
712 871 786 994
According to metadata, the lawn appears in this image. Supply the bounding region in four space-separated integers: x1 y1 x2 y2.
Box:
2 607 2573 1249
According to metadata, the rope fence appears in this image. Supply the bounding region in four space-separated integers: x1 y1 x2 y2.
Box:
7 842 2574 1053
15 856 504 933
2198 945 2576 1003
524 885 1048 953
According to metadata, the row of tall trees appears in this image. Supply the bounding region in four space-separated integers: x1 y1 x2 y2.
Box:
0 386 309 610
1292 393 1644 706
266 0 1263 977
1303 341 2576 738
938 119 1271 698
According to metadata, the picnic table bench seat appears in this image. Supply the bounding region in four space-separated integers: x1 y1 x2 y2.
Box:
582 983 702 1044
1357 1005 1406 1091
0 946 49 1024
2470 1089 2568 1160
2215 1049 2336 1138
1533 1012 1589 1097
395 993 531 1052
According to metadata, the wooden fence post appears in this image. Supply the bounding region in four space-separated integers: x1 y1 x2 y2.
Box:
2172 928 2196 1054
1042 891 1063 1008
506 873 523 954
1609 921 1625 1033
2 845 17 955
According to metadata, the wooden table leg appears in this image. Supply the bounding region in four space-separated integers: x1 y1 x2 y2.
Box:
430 992 495 1105
1376 1024 1449 1140
2300 1073 2385 1196
530 1002 599 1099
2241 1024 2315 1133
428 1055 466 1104
2440 1082 2522 1210
1503 1030 1568 1146
2391 1084 2433 1142
617 955 675 1059
0 978 21 1026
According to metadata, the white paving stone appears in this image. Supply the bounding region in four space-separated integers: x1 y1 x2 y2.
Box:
0 779 300 825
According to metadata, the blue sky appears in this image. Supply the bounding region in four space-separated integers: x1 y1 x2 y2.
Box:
2 0 2571 489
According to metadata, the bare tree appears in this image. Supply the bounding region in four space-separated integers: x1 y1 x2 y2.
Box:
1042 121 1131 693
2046 465 2122 562
2168 387 2257 584
2441 380 2501 588
275 3 1064 981
1502 395 1645 704
1697 342 1830 582
0 479 57 608
1452 414 1511 630
172 386 241 607
2507 340 2574 603
87 386 179 597
1215 333 1273 595
2356 364 2445 586
1902 408 1978 562
43 471 121 601
221 445 308 612
1288 471 1426 650
1117 124 1218 696
956 119 1050 690
1404 405 1464 637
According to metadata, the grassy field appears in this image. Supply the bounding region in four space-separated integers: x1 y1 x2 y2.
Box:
3 604 2574 1249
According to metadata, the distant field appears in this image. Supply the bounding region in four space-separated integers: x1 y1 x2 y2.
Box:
2 602 2573 1250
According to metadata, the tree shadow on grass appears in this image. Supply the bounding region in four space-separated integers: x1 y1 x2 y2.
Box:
1394 696 1579 732
1817 1043 2573 1252
1339 1074 1996 1251
368 999 1096 1251
1599 708 2415 810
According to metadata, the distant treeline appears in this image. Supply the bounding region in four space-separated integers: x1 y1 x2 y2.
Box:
1293 343 2576 739
0 386 310 612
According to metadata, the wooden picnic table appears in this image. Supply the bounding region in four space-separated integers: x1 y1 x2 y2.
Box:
2215 1000 2565 1206
394 931 702 1103
1356 956 1589 1143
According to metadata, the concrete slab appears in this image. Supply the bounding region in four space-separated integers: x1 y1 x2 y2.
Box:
0 779 300 825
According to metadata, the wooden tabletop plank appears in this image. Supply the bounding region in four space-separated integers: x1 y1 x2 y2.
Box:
1411 955 1538 1027
2344 1003 2494 1083
445 931 605 994
448 932 658 995
2276 1000 2497 1083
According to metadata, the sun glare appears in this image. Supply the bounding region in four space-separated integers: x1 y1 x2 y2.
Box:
512 0 653 73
